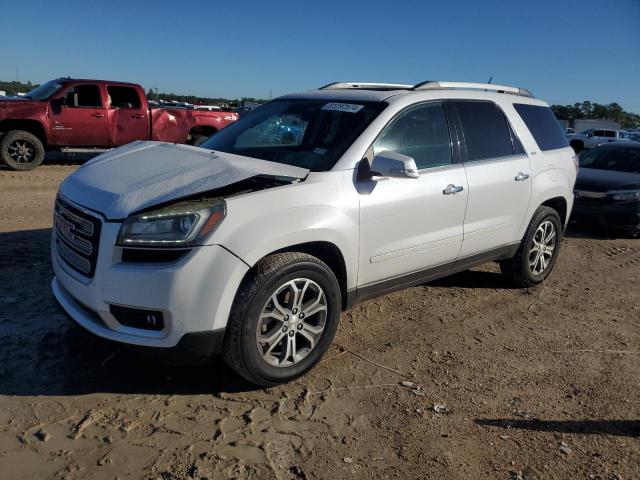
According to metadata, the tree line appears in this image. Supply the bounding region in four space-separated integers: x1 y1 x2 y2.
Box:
2 79 638 128
550 101 638 129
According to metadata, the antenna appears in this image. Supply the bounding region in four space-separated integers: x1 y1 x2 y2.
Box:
488 76 493 84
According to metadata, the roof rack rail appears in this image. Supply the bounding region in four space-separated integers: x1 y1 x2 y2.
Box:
319 82 413 91
412 81 534 98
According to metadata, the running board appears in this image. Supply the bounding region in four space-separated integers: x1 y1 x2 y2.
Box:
60 148 112 154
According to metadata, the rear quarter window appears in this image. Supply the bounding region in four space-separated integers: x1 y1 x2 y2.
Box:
513 104 569 151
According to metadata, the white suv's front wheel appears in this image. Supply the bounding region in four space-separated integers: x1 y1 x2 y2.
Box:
223 252 341 387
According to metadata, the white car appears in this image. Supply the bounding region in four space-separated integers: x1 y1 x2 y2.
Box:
566 128 632 152
51 81 577 386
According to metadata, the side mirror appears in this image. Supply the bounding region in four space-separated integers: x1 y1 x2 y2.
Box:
369 151 419 179
587 133 593 137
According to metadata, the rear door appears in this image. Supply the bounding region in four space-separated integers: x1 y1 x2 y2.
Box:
50 83 110 146
357 101 468 289
452 100 532 257
107 85 149 146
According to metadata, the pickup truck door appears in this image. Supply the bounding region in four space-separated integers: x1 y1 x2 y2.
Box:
106 85 149 146
50 84 110 146
357 102 468 291
451 100 532 257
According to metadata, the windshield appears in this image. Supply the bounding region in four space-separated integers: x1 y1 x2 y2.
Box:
24 80 66 100
579 147 640 173
200 99 385 171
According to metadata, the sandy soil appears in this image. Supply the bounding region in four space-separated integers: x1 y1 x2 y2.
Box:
0 160 638 480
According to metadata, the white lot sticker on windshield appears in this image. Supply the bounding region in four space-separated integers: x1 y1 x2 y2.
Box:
321 103 364 113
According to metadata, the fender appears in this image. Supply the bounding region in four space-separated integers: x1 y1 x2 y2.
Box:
210 173 359 290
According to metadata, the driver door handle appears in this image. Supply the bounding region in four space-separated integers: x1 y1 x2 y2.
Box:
515 172 530 181
91 112 105 118
443 184 464 195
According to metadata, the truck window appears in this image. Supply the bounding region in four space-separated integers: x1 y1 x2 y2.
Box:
107 86 141 109
63 85 102 108
603 130 616 138
513 103 569 151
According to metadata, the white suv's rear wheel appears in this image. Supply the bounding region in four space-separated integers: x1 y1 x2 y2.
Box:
500 206 562 287
223 252 341 387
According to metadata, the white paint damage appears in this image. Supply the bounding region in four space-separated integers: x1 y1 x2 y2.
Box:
59 141 309 220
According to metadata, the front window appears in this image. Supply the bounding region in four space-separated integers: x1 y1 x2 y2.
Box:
579 147 640 173
373 102 452 169
200 99 385 171
25 80 67 100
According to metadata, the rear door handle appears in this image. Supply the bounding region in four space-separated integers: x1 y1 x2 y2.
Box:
132 114 145 119
515 172 530 181
443 184 464 195
91 112 105 118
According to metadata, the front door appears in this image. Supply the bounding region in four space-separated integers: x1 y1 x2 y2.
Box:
451 100 532 257
50 84 109 146
358 102 468 289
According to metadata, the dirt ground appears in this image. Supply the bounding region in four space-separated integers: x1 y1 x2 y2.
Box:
0 159 638 480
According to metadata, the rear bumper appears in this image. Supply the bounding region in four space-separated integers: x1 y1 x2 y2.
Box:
571 200 640 231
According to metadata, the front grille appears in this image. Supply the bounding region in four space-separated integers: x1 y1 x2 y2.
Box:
54 197 101 277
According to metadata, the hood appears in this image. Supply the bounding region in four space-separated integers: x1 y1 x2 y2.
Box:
0 97 37 106
575 168 640 192
59 141 309 220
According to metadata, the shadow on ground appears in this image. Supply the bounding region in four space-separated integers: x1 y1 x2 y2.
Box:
476 418 640 438
0 228 253 397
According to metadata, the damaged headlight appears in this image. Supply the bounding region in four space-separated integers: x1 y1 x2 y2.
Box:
116 200 226 247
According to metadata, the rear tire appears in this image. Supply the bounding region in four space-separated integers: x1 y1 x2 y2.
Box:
500 206 562 287
190 134 208 147
0 130 45 171
222 252 341 387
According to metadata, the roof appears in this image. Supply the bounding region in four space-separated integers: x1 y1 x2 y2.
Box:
280 88 403 102
56 78 141 87
280 80 537 103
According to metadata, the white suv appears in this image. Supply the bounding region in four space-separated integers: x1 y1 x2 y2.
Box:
51 81 577 386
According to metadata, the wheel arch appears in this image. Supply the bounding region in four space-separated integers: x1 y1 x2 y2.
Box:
540 196 568 229
0 119 48 146
240 241 350 310
189 125 217 138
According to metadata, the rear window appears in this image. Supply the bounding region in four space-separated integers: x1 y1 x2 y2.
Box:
455 101 514 161
513 104 569 151
107 86 141 109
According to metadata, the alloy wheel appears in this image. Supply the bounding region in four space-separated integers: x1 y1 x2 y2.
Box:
7 139 36 164
256 278 327 367
528 220 556 275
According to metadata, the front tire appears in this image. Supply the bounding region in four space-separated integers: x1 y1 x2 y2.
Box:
500 206 562 287
0 130 45 171
222 252 341 387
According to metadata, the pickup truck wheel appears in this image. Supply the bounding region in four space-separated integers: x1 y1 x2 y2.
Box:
499 206 562 287
0 130 45 171
222 252 341 387
190 134 208 147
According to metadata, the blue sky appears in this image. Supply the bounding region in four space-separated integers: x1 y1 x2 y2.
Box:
1 0 639 111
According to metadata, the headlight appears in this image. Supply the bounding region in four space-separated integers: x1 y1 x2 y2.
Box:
611 191 640 202
117 200 226 247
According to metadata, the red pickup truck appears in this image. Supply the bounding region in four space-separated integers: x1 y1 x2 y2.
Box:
0 78 238 170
